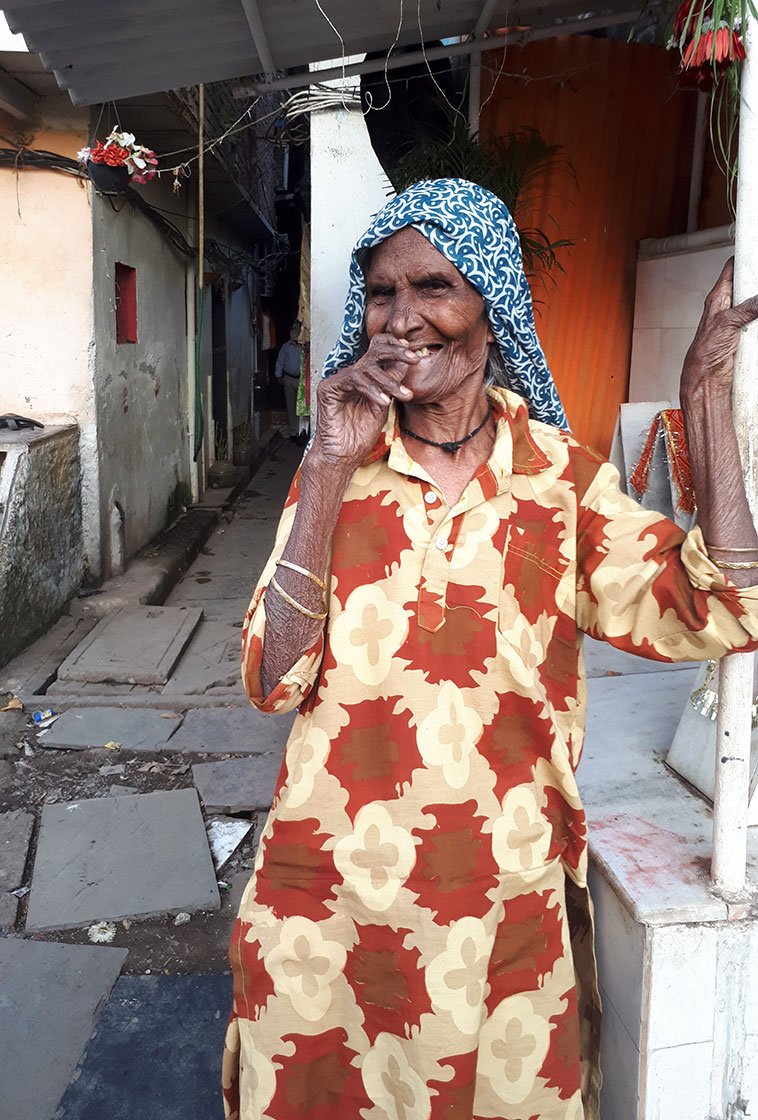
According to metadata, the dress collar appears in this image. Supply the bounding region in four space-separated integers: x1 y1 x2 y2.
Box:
361 386 551 483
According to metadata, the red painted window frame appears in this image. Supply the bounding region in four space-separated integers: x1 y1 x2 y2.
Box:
115 262 137 344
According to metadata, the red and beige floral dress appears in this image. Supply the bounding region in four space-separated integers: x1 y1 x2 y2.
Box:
223 387 758 1120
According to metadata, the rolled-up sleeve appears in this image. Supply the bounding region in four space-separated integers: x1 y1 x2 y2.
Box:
241 476 326 713
576 460 758 661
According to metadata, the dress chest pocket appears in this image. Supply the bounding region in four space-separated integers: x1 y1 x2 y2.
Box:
499 526 571 624
497 523 578 701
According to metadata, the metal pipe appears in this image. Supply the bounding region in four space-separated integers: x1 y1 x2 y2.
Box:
687 91 709 233
198 81 205 292
238 9 640 96
639 223 734 258
468 54 482 135
469 0 506 135
711 15 758 895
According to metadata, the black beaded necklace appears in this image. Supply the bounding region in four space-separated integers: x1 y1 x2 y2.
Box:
399 406 492 454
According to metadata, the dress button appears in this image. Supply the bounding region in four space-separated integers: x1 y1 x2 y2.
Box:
424 491 437 504
436 537 449 551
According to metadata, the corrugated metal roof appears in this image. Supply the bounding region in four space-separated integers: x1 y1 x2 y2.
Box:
1 0 639 105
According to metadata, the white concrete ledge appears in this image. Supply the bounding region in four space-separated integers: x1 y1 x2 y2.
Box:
582 650 758 925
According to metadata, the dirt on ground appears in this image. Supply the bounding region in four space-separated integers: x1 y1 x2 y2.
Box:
1 703 262 974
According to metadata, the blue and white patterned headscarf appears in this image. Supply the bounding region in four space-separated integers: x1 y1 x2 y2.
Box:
322 178 568 429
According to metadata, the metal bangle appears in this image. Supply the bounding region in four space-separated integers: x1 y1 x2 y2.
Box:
705 544 758 554
269 576 328 620
711 558 758 570
276 559 327 591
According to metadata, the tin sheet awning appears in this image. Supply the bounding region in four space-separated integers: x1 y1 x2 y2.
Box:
2 0 640 106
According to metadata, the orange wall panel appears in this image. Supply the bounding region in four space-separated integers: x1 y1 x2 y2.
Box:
481 36 695 454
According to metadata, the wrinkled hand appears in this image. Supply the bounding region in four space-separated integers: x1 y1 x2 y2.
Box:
310 334 418 467
681 258 758 400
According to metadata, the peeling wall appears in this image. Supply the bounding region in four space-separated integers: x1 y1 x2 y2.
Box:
91 176 191 576
0 426 82 667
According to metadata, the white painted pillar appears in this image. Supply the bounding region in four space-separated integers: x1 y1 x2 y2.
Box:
309 72 390 418
711 14 758 894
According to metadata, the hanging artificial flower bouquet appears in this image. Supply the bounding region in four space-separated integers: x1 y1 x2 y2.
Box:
667 0 751 89
666 0 756 204
77 129 158 187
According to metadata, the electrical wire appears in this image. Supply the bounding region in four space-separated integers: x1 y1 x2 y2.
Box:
416 0 469 126
0 146 194 256
478 4 511 118
364 0 405 113
312 0 349 95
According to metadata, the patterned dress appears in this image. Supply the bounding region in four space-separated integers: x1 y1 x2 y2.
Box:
223 387 758 1120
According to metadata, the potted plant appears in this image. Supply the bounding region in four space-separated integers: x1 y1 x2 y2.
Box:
388 104 575 283
232 418 254 467
77 129 158 195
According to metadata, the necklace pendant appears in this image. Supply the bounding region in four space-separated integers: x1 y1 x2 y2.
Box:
399 404 491 455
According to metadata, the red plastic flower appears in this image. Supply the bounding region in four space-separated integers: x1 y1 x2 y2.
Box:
103 145 129 167
669 0 745 90
682 23 745 67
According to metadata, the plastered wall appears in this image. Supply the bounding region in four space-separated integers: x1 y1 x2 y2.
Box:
91 176 191 575
0 107 101 569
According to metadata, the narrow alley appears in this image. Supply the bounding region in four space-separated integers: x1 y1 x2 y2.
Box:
0 440 300 1119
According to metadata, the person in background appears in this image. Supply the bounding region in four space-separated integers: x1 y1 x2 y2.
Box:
275 319 304 442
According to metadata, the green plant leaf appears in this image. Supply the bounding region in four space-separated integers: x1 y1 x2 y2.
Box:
389 101 575 280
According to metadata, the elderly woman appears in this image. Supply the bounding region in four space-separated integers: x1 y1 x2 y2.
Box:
223 180 758 1120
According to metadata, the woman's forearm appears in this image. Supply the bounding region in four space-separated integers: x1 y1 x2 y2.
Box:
682 381 758 588
259 451 353 695
677 260 758 587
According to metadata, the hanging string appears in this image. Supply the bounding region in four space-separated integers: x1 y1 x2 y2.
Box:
91 101 106 144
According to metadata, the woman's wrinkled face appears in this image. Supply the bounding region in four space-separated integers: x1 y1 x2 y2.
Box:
364 227 494 403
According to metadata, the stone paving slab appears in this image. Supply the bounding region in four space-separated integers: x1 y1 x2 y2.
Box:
38 707 182 751
164 705 293 755
192 755 281 813
169 576 254 603
47 680 141 697
0 938 127 1120
57 606 203 685
176 598 247 623
583 636 697 678
162 621 241 695
0 807 34 891
0 890 18 928
55 974 230 1120
26 789 220 932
